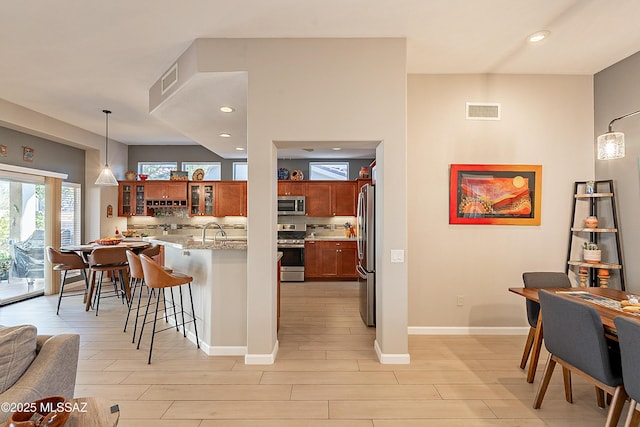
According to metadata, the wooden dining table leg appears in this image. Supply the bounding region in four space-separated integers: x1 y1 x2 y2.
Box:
527 313 544 383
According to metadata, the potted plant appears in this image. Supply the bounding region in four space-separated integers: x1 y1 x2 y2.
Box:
583 242 602 264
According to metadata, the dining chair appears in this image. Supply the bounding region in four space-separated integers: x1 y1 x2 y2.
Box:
534 290 626 427
137 254 199 364
45 246 89 315
613 316 640 427
87 247 129 315
520 272 571 382
140 243 161 258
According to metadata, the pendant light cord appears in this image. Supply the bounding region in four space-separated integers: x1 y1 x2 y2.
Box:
103 109 111 166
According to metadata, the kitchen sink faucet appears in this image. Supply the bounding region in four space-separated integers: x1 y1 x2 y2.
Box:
202 222 226 244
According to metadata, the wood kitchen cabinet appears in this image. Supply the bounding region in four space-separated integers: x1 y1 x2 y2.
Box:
278 181 306 196
118 181 146 216
188 182 215 216
305 240 357 280
305 181 357 217
215 181 247 216
145 181 187 200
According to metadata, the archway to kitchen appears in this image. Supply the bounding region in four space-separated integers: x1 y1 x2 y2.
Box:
274 141 377 357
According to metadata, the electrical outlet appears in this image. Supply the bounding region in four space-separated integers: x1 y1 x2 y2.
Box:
456 295 464 306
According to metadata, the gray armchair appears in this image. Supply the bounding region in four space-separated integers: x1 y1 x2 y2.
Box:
0 333 80 423
613 316 640 426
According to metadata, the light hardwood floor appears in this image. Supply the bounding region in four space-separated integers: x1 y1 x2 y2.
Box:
0 280 625 426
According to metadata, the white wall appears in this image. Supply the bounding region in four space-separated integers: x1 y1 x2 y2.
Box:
407 74 594 330
152 38 409 362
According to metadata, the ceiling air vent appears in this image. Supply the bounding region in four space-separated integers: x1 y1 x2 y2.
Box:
466 102 501 120
161 63 178 95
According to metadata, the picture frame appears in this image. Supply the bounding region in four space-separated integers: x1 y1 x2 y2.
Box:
169 170 189 181
449 164 542 225
0 145 7 157
23 146 34 162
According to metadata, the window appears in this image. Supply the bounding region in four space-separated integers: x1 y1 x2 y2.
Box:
309 162 349 180
182 162 221 180
233 162 248 180
61 183 81 246
138 162 178 180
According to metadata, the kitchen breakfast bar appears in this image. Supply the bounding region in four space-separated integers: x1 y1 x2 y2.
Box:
145 235 253 356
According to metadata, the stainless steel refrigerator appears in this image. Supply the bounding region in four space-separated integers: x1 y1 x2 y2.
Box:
357 183 375 326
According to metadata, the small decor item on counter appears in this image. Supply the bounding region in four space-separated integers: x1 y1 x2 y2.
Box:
125 171 137 180
122 229 139 238
278 168 289 180
115 227 121 237
585 180 595 194
290 169 303 180
192 168 205 181
138 174 148 181
359 167 370 178
583 242 601 264
584 215 598 228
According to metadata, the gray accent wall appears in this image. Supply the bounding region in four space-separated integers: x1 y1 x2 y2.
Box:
595 51 640 293
0 126 85 184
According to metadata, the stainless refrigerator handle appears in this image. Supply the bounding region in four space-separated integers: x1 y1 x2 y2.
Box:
356 263 368 279
356 191 364 259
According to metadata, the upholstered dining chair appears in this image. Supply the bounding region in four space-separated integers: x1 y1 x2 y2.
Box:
613 316 640 427
87 247 129 315
520 272 571 382
534 290 626 427
45 247 89 315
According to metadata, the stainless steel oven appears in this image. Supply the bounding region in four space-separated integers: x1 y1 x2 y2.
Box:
277 223 306 282
277 196 305 216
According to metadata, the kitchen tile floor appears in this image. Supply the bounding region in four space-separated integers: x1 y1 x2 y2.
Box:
0 280 626 426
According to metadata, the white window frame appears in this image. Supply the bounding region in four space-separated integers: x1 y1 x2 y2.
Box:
309 162 349 181
233 162 248 180
137 162 178 180
181 162 222 181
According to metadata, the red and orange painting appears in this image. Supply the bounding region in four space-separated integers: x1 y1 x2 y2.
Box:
449 164 542 225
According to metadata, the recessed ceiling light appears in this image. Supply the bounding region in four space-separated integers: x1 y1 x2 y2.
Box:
332 147 342 151
219 106 234 113
219 133 231 138
235 147 245 151
528 31 550 43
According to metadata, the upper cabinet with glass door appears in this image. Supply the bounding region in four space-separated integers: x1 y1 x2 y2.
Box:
118 182 146 216
188 182 214 216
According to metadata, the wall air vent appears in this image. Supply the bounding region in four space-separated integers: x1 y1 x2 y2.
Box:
466 102 501 120
161 63 178 95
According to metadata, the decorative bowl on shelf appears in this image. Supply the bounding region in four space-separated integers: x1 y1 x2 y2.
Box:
96 237 123 246
125 171 137 180
278 168 289 180
138 174 148 181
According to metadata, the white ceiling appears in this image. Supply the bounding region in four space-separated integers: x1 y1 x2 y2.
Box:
1 0 640 159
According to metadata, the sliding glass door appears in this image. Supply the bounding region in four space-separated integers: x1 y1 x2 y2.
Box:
0 175 46 305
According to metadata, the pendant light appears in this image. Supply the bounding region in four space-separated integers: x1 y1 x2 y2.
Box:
597 109 640 160
94 109 119 186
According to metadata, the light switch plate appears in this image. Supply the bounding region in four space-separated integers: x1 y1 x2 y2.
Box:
390 249 405 263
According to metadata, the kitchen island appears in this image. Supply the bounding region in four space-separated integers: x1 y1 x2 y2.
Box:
145 235 248 356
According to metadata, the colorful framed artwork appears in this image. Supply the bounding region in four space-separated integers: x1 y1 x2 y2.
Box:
449 164 542 225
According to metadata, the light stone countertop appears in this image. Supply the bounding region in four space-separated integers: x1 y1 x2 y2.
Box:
145 235 247 250
305 236 357 241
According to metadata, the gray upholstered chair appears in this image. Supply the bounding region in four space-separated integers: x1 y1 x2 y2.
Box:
614 316 640 426
0 332 80 423
534 290 626 427
520 272 571 382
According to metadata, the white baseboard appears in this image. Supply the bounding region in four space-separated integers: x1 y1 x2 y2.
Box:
198 342 247 356
374 339 411 364
408 326 529 335
244 340 279 365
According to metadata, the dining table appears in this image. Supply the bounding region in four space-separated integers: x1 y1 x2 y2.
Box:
60 240 150 311
509 286 638 383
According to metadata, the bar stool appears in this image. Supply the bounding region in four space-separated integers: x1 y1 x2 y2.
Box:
140 243 161 258
138 254 199 364
123 250 174 342
46 246 90 315
87 247 129 315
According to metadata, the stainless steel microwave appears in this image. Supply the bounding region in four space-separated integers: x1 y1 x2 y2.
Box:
278 196 306 215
